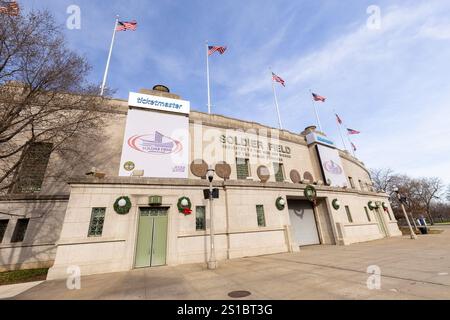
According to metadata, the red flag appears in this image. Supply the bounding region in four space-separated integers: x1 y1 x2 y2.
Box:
208 46 227 56
272 72 285 87
347 128 360 135
312 92 326 102
116 20 137 31
335 114 343 125
0 1 19 16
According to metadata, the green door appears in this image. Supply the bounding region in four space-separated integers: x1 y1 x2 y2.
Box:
135 207 168 268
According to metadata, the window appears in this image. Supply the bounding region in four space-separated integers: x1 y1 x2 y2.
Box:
348 177 355 189
345 206 353 223
256 205 266 227
236 158 250 180
11 218 29 243
196 206 206 231
358 180 364 191
11 142 53 194
273 163 285 182
88 208 106 237
364 207 371 222
0 220 9 243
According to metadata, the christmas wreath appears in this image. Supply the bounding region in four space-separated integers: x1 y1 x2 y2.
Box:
114 196 132 215
368 201 377 210
276 197 286 211
177 196 192 215
332 199 341 210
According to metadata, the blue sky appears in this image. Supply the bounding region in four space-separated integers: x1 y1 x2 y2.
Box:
20 0 450 184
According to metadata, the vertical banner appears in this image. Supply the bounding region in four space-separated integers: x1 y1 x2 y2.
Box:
316 145 348 187
119 99 189 178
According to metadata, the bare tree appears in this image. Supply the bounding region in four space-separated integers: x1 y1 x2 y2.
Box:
446 184 450 203
370 168 396 193
0 10 109 193
414 177 444 225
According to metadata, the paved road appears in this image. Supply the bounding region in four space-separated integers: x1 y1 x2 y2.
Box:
14 226 450 300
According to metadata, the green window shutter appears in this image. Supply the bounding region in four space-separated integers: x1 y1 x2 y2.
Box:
236 158 249 180
196 206 206 231
364 207 371 222
256 205 266 227
273 163 284 182
345 206 353 223
88 208 106 237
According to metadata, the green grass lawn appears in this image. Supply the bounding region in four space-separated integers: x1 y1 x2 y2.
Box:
0 268 49 286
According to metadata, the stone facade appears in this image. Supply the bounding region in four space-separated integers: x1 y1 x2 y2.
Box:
0 92 402 278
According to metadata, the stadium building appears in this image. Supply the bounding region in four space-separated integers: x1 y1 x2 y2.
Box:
0 86 402 279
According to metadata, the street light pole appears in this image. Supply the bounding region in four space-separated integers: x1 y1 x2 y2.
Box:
394 188 417 240
206 167 218 269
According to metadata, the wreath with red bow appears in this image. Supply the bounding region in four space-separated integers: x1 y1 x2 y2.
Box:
177 196 192 215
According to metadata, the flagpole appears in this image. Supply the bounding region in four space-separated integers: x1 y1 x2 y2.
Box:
309 89 323 132
270 71 283 130
334 108 348 151
206 41 212 114
100 16 119 96
346 131 356 157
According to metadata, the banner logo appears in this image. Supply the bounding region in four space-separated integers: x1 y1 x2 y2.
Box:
323 160 343 175
128 131 182 155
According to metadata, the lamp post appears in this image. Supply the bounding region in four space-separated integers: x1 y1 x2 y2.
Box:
206 167 218 269
393 187 417 240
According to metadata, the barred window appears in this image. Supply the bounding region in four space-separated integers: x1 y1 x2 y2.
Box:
364 207 371 222
88 208 106 237
0 220 9 243
273 163 285 182
11 142 53 194
348 177 355 189
256 205 266 227
345 206 353 223
196 206 206 231
236 158 250 180
11 218 29 243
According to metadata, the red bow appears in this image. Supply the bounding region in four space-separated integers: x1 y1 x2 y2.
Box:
182 208 192 215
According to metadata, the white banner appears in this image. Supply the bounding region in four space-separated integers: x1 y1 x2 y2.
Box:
316 145 348 187
118 109 189 178
128 92 190 114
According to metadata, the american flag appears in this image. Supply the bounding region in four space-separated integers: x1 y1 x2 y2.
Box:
272 72 285 87
351 142 357 152
347 128 361 135
116 20 137 32
335 113 343 125
312 92 326 102
208 46 227 56
0 1 19 16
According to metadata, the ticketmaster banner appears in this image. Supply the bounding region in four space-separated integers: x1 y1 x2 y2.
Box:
316 145 348 187
118 109 189 178
128 92 190 114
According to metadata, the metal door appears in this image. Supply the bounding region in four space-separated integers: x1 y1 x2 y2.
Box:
288 200 320 246
135 207 168 268
374 208 388 237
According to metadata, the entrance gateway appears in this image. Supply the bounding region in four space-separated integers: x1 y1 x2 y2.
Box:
135 207 168 268
288 200 320 246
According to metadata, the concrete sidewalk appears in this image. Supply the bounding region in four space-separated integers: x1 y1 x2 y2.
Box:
0 281 43 300
13 226 450 300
